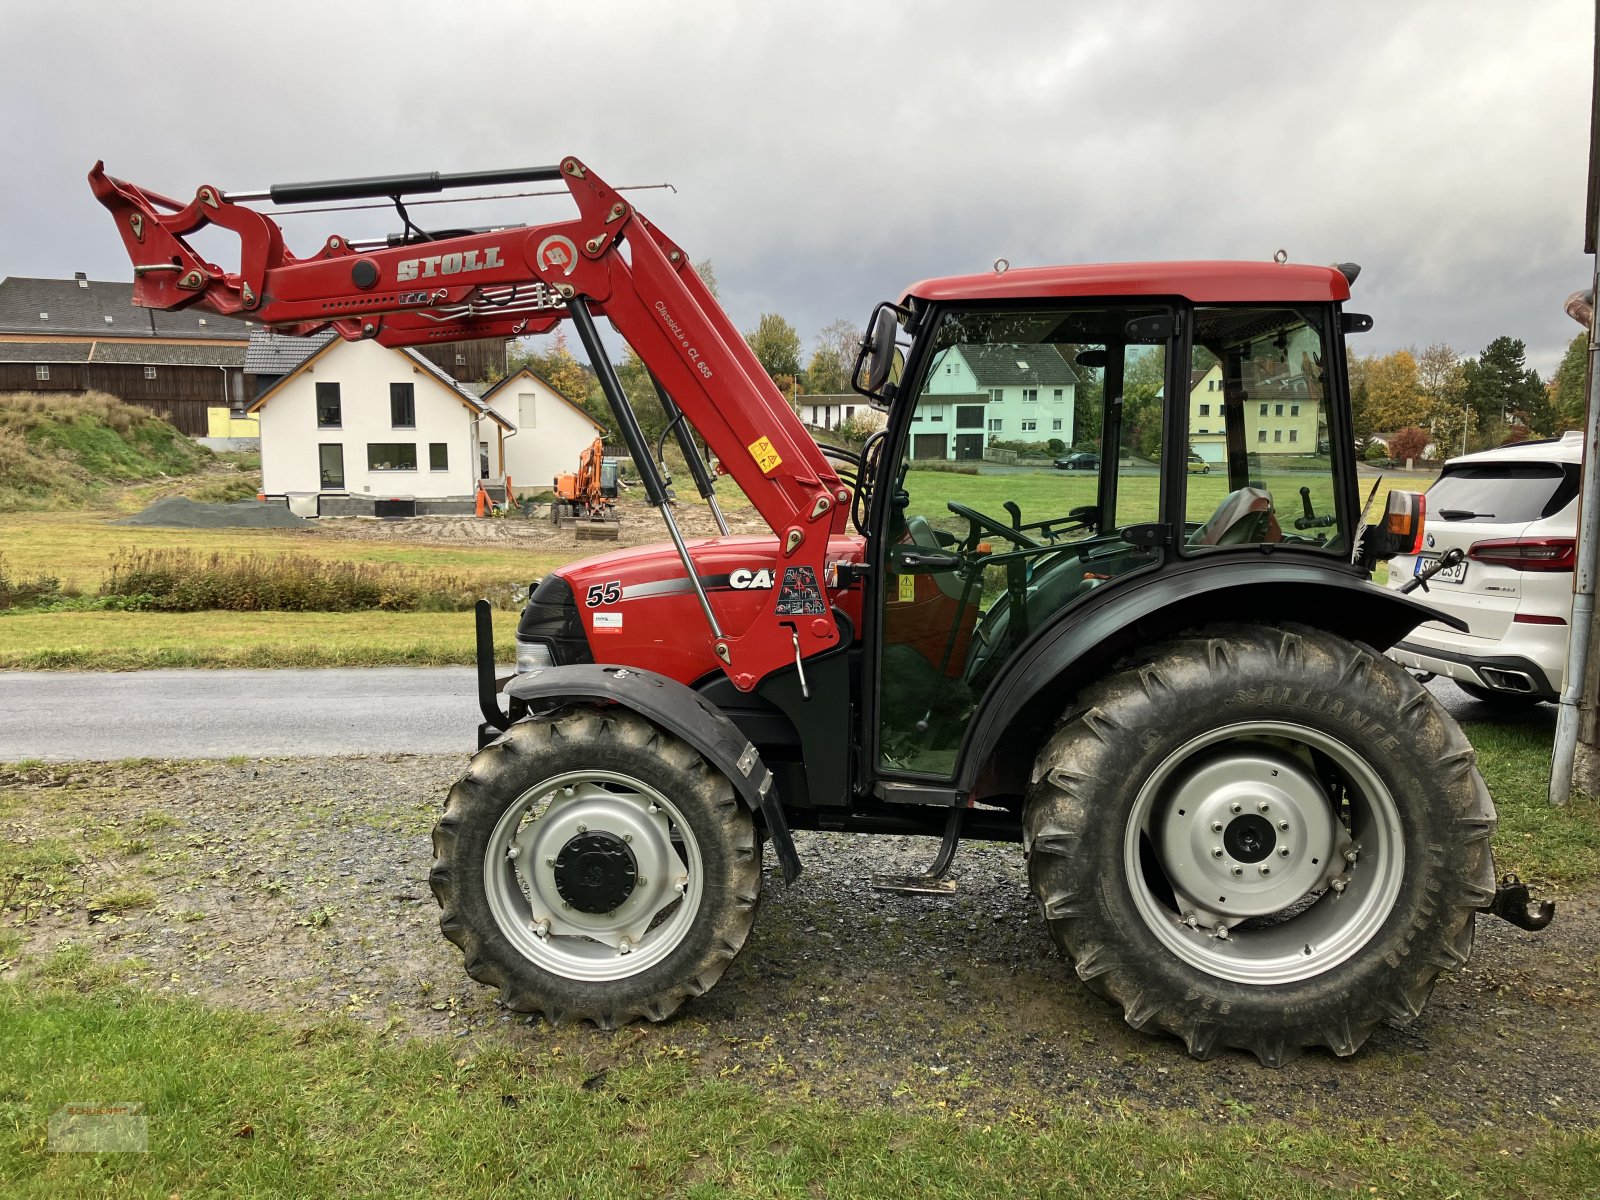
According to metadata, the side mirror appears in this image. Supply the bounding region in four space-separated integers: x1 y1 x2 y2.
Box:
1361 490 1425 563
852 302 911 404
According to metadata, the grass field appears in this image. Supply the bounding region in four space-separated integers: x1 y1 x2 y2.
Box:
0 610 508 671
2 983 1593 1199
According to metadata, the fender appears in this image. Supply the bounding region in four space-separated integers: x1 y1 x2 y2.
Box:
954 558 1463 795
505 663 801 884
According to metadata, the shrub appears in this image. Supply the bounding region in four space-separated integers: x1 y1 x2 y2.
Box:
0 552 66 610
99 549 514 613
1387 426 1430 463
1364 440 1389 464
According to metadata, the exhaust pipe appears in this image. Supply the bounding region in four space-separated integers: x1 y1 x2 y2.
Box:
1479 667 1537 694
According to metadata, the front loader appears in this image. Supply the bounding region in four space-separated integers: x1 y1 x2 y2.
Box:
91 156 1552 1065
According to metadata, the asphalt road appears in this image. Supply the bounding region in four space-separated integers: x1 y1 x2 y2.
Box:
0 666 1556 763
0 666 485 762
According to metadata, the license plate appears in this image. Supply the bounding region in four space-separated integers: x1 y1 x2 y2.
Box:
1414 555 1467 585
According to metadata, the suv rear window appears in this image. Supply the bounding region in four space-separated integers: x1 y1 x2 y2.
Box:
1426 462 1579 523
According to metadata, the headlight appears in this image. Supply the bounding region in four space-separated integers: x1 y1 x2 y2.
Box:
515 639 555 673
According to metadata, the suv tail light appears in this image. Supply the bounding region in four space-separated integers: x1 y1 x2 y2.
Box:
1467 537 1577 572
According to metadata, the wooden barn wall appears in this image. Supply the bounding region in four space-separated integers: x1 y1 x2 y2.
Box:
0 363 242 437
413 338 507 384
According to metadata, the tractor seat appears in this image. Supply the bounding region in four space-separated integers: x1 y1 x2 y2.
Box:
1188 487 1283 546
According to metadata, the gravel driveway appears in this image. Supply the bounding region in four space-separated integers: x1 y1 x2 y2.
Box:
3 754 1594 1131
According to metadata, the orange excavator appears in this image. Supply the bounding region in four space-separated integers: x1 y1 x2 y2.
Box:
550 436 620 534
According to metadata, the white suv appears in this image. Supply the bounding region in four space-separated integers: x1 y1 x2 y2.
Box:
1384 430 1582 706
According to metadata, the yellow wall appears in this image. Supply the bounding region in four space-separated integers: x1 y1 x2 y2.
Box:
207 407 260 438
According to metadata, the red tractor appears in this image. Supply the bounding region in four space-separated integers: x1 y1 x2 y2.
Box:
91 157 1551 1064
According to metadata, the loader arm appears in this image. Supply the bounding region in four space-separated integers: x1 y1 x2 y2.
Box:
89 156 849 689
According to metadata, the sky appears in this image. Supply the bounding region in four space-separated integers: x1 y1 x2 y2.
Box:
2 0 1594 377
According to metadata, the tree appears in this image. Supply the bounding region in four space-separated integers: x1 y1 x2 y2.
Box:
744 313 802 382
1416 342 1465 410
1461 336 1544 431
1551 332 1588 432
1347 352 1374 442
1121 348 1166 459
1430 403 1476 460
1363 350 1429 432
1387 426 1430 464
693 258 720 300
805 318 861 395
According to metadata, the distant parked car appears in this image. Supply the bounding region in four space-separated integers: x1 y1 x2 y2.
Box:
1054 451 1099 471
1385 431 1582 705
1186 452 1211 474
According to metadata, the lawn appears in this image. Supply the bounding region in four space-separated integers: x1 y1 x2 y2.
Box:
0 610 509 671
1 984 1593 1199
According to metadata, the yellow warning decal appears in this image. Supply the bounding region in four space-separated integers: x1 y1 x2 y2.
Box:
747 436 783 474
897 573 916 603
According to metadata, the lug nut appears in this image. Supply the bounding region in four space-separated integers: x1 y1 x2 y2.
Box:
576 824 588 834
506 846 520 859
1344 849 1358 863
1211 821 1224 833
1258 802 1270 813
1278 820 1290 831
546 857 555 867
1231 866 1244 877
1330 878 1347 893
1230 802 1243 814
1278 847 1291 858
1212 848 1224 859
1260 866 1271 876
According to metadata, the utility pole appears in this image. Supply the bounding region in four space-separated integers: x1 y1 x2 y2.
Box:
1551 4 1600 805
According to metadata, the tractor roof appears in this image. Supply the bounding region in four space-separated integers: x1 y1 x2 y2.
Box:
903 261 1353 306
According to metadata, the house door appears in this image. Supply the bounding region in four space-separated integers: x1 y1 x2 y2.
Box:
479 442 490 479
912 433 949 459
319 443 345 489
954 433 983 460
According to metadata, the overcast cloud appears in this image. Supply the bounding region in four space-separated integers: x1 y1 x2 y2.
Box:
1 0 1592 374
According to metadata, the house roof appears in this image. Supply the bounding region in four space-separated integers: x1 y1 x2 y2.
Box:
0 276 254 341
0 338 242 367
245 327 337 374
954 344 1079 388
477 366 603 432
246 335 512 429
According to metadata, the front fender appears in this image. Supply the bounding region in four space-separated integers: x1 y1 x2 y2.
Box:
956 559 1458 795
505 664 800 883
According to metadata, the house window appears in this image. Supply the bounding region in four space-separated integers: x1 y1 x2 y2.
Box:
368 442 417 471
1289 429 1299 443
319 443 345 489
988 418 1003 432
1199 403 1210 416
1259 403 1268 417
1290 403 1300 416
316 382 341 427
1274 429 1283 443
1053 389 1063 401
1051 418 1063 431
930 411 943 423
956 406 983 429
989 389 1003 403
1022 388 1038 403
911 412 922 422
144 365 157 380
35 365 48 381
1021 419 1037 432
1258 429 1267 443
1274 403 1284 417
429 442 449 470
390 383 416 428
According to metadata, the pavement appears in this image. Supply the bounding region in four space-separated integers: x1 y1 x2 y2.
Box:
0 666 1554 764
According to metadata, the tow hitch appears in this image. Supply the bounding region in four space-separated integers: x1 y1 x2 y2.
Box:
1482 873 1556 931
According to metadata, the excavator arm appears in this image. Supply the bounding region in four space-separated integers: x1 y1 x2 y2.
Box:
89 156 849 690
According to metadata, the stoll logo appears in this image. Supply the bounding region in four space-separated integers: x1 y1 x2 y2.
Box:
395 247 504 282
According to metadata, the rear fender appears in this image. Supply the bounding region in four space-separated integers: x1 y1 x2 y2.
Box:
957 561 1458 797
505 664 800 883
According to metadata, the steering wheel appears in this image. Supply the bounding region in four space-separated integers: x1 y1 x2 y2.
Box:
947 501 1043 551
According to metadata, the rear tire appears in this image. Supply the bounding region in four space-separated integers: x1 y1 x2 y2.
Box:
1023 624 1496 1065
430 708 761 1027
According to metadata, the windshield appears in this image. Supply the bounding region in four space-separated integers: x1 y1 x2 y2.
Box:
1427 462 1578 523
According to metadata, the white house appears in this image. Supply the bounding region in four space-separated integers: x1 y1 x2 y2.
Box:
798 393 868 433
917 344 1076 460
477 367 604 492
247 334 514 516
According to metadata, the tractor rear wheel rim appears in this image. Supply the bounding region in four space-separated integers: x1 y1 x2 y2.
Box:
485 769 704 982
1125 720 1404 985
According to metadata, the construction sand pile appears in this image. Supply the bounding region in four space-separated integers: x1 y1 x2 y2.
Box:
116 496 308 529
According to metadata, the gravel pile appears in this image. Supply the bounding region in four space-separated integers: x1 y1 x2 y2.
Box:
116 496 306 529
4 754 1596 1130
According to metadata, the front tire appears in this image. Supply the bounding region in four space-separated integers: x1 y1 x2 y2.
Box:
431 708 761 1027
1024 624 1497 1065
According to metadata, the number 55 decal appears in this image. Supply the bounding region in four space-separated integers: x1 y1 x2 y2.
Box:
585 580 622 607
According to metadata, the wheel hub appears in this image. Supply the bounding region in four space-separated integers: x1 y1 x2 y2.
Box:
553 831 638 914
1157 747 1339 920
